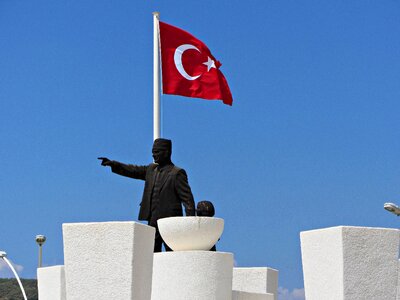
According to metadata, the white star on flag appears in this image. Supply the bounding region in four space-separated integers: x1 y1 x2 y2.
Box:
203 56 216 72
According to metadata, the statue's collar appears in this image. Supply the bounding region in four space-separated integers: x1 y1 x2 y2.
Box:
155 162 174 171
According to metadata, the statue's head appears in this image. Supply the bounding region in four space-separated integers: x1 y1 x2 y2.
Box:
152 138 172 165
196 201 215 217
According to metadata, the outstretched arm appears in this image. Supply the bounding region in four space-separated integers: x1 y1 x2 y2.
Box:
98 157 147 180
175 169 195 216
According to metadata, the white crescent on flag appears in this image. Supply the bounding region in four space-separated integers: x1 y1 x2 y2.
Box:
174 44 201 80
173 44 216 81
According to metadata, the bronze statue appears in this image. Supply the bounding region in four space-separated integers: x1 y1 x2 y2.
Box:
98 138 195 252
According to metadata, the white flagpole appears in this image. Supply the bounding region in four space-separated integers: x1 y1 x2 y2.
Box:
153 12 160 140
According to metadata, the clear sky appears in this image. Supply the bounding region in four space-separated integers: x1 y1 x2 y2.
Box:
1 1 399 299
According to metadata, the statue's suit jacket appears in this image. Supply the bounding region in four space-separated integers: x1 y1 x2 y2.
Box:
110 162 195 222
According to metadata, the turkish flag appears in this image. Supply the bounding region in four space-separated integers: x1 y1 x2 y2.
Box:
159 21 233 106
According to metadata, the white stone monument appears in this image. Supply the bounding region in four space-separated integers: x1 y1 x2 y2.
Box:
397 259 400 300
152 251 233 300
37 265 66 300
232 267 278 300
232 290 274 300
62 221 155 300
301 226 400 300
151 216 233 300
37 217 279 300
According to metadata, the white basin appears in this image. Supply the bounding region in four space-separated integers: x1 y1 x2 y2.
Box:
157 217 224 251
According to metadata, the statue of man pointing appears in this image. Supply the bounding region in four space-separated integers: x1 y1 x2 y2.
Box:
98 138 195 252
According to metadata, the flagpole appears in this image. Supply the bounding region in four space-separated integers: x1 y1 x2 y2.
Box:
153 12 160 140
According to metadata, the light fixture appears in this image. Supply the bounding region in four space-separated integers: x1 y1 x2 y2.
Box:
384 202 400 216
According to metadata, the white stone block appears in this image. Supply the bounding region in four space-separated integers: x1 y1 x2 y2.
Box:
232 290 274 300
232 267 278 300
152 251 233 300
63 221 155 300
397 259 400 300
37 265 66 300
301 226 400 300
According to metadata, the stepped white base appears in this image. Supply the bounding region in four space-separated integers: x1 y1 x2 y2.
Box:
37 265 66 300
151 251 233 300
233 267 278 300
232 290 274 300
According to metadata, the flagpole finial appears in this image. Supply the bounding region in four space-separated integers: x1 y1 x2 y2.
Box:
153 12 160 17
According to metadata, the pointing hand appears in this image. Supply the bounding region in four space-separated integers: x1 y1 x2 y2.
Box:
98 157 112 167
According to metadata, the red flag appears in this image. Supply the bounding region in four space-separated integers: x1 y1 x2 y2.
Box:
159 21 233 106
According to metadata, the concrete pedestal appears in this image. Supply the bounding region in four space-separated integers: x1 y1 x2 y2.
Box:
397 259 400 300
37 265 66 300
63 221 155 300
232 290 274 300
301 226 400 300
151 251 233 300
232 267 278 300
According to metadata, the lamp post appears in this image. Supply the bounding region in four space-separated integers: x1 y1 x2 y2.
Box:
0 251 28 300
384 203 400 216
35 235 46 268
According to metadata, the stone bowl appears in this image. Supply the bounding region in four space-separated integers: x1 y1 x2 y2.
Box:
157 216 224 251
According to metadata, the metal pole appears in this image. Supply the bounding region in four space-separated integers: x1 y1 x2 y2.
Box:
153 12 161 140
38 245 42 268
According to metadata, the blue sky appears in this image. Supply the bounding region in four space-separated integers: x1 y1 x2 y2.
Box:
0 1 399 299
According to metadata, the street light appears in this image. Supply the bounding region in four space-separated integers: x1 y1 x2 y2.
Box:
35 235 46 268
384 203 400 216
0 250 28 300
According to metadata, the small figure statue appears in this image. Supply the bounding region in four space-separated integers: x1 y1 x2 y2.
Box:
196 201 215 217
196 200 217 251
98 138 195 252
